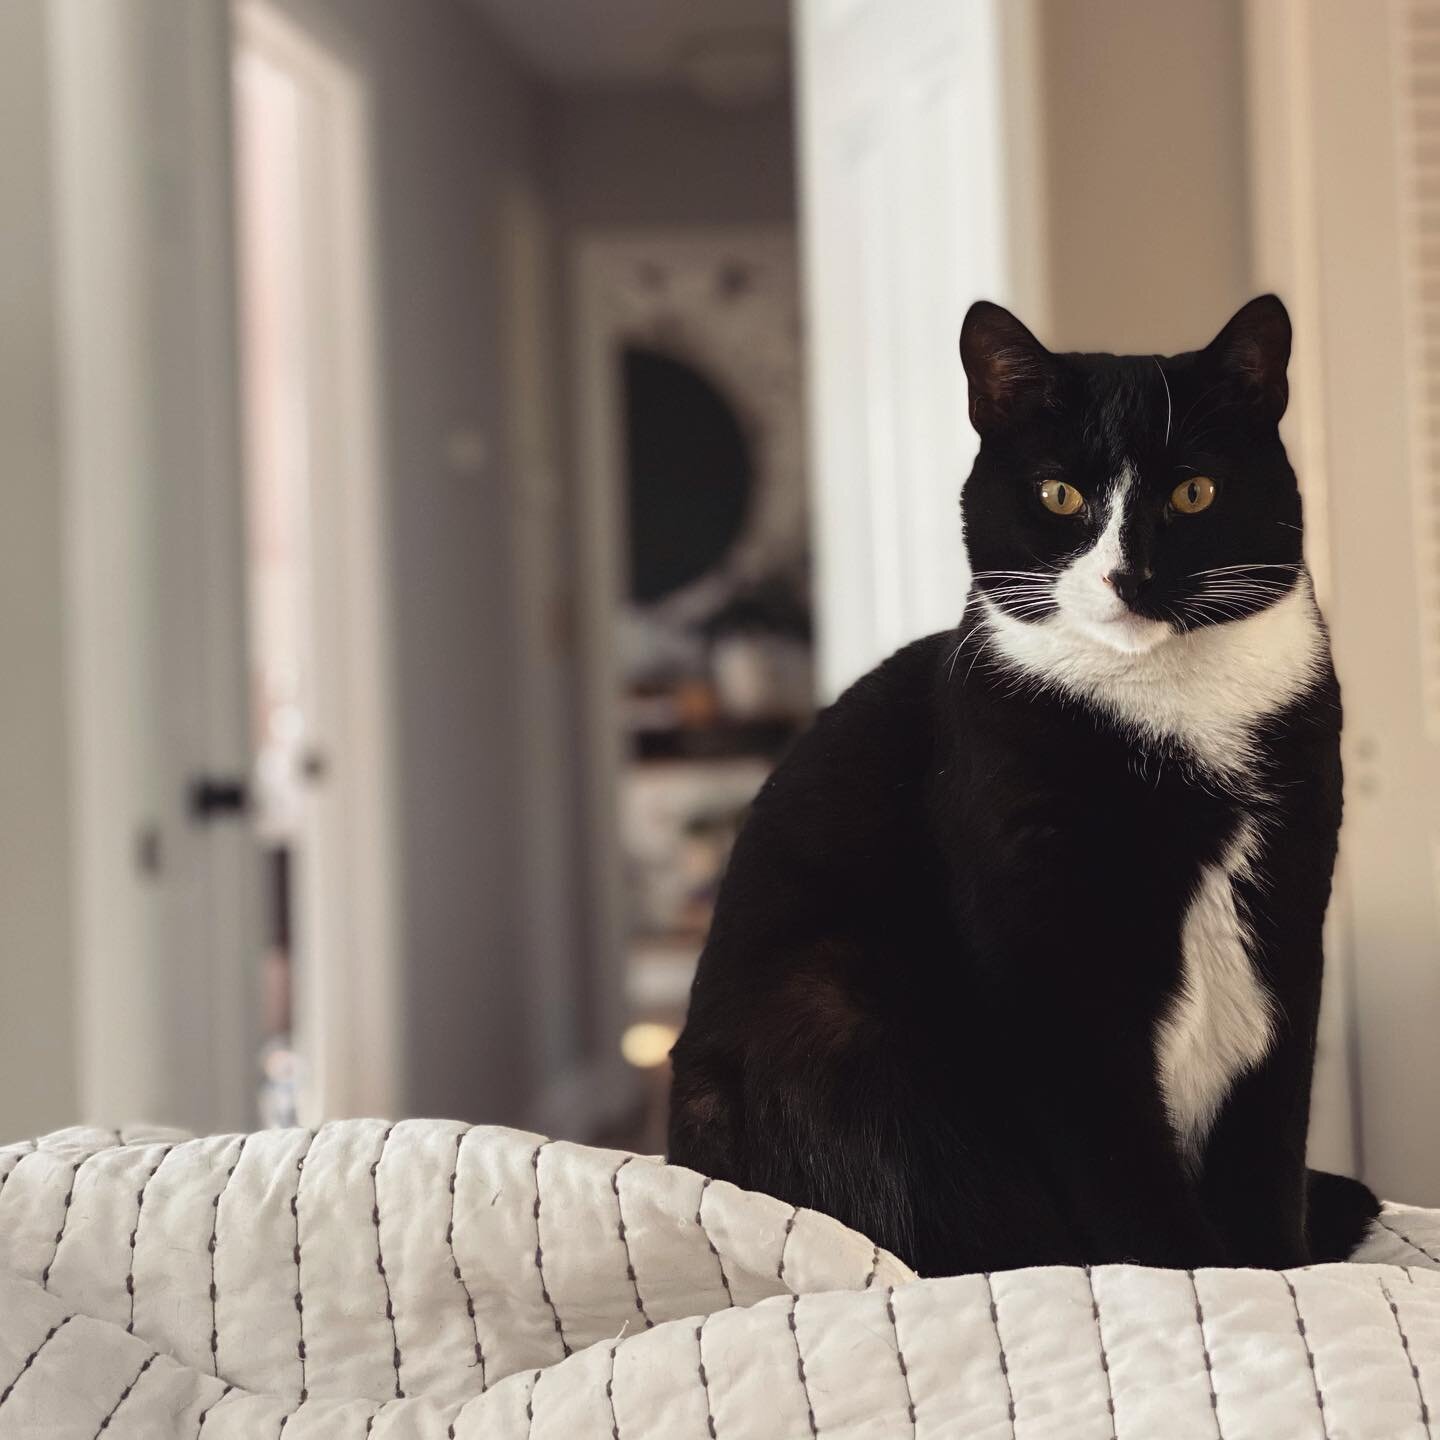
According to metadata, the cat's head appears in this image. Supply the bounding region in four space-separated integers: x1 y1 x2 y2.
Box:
958 296 1302 656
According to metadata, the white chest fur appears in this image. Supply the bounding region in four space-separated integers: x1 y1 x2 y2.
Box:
979 577 1326 782
981 577 1326 1161
1156 818 1275 1167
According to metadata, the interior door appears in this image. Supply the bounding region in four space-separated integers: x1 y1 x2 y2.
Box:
48 0 261 1131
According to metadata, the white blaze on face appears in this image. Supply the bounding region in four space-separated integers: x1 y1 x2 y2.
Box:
1051 465 1170 655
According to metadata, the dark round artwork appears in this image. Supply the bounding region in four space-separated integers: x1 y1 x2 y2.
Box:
623 344 753 605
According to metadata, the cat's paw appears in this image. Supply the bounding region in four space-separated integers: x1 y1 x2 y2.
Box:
1305 1168 1381 1262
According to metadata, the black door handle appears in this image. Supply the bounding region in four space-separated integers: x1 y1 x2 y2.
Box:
189 775 250 821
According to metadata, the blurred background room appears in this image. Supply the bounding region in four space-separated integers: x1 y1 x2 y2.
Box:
1 0 1437 1202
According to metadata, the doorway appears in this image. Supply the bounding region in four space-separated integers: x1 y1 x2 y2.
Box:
573 229 811 1146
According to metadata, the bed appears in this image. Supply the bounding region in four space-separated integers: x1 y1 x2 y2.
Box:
1 1119 1436 1437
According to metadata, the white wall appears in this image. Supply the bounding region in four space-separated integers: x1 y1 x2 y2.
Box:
0 2 78 1141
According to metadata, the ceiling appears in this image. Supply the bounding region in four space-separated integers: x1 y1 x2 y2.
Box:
468 0 790 86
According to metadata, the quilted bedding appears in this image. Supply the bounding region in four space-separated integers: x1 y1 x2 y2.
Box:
0 1121 1437 1438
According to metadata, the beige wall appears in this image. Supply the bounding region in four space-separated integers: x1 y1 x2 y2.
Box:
1038 0 1251 354
0 2 79 1140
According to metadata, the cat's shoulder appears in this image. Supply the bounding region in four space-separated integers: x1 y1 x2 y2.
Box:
794 631 950 754
751 632 950 812
830 630 953 710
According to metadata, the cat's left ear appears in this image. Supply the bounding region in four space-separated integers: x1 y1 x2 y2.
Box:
1204 294 1291 422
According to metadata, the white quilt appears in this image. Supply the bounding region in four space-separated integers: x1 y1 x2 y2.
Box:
1 1120 1437 1438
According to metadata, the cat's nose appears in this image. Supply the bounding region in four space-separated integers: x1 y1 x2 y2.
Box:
1103 568 1150 605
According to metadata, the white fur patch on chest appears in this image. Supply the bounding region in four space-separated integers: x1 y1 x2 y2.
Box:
979 576 1326 781
1156 819 1275 1167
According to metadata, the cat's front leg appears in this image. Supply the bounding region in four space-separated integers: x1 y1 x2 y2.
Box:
1200 790 1340 1268
1195 946 1326 1268
1015 1015 1233 1267
960 848 1229 1263
1197 1045 1312 1268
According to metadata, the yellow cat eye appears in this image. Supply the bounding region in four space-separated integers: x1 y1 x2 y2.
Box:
1039 479 1085 516
1171 475 1218 514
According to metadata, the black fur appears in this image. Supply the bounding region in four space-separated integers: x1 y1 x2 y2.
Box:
1306 1170 1382 1263
669 297 1378 1274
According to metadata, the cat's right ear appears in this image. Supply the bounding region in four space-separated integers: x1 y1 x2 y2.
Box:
959 301 1056 436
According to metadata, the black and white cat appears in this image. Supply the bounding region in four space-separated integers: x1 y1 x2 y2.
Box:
668 296 1378 1275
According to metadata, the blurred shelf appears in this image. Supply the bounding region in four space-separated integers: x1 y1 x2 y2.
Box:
628 934 702 1013
630 718 801 761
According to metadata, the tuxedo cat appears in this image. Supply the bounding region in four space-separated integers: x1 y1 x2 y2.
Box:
668 296 1378 1276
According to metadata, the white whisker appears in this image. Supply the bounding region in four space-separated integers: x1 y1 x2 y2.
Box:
971 569 1060 582
1194 581 1291 598
1186 563 1302 578
962 633 993 686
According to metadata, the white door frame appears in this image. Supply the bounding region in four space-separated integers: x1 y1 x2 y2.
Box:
233 0 402 1123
